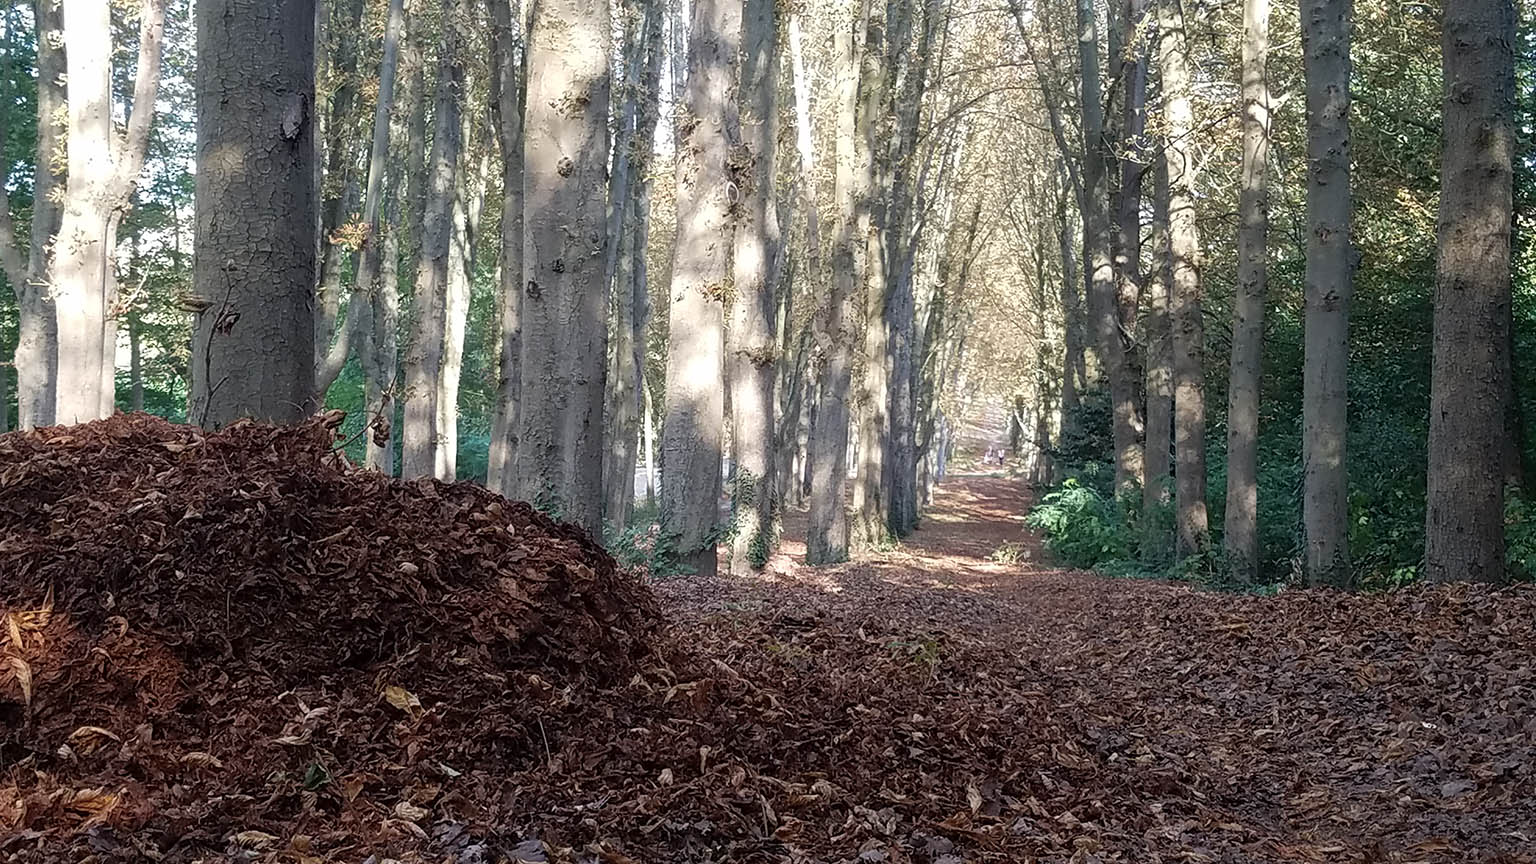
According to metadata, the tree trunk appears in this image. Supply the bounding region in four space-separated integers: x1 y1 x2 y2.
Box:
662 0 738 576
851 0 890 549
1055 186 1083 429
514 0 612 536
314 0 367 394
402 0 464 479
52 0 114 423
807 0 867 566
486 0 527 495
1078 0 1142 493
1299 0 1353 587
15 0 65 429
1159 0 1207 560
191 0 315 427
1425 0 1514 584
1142 151 1173 565
1113 0 1150 340
602 0 663 528
357 0 407 472
1223 0 1272 583
438 145 488 480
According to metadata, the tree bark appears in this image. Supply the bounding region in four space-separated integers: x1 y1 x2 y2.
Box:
1142 150 1173 565
851 0 890 549
514 0 612 537
807 0 867 566
53 0 165 423
1299 0 1353 587
1425 0 1515 584
1223 0 1272 583
1078 0 1142 494
401 0 464 480
313 0 367 395
727 0 780 572
486 0 526 495
438 145 488 480
191 0 315 427
662 0 739 576
1158 0 1207 560
357 0 407 472
13 0 65 429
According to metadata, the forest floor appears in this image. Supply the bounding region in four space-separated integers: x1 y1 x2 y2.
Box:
4 423 1534 864
635 475 1536 864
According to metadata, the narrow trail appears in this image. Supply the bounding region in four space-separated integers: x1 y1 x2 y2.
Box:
649 475 1536 863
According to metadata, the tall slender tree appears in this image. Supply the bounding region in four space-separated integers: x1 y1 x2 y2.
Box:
1142 149 1172 565
728 0 781 573
662 0 740 577
1224 0 1272 583
1299 0 1353 587
401 0 464 480
1425 0 1515 584
486 0 527 494
52 0 167 423
807 0 867 566
514 0 613 535
191 0 316 427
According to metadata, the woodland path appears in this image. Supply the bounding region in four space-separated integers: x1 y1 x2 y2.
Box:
642 476 1536 863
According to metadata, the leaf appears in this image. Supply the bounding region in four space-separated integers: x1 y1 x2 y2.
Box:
966 781 983 816
5 655 33 706
231 830 279 850
180 751 225 769
383 685 422 716
393 801 429 822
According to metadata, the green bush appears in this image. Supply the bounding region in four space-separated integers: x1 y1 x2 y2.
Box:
1025 478 1132 569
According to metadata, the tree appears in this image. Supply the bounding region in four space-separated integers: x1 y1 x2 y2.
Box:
806 0 867 566
190 0 315 427
1425 0 1515 584
1158 0 1207 559
1299 0 1353 587
52 0 167 423
727 0 781 573
1077 0 1141 494
401 0 464 480
1224 0 1272 583
486 0 526 494
513 0 612 536
662 0 740 578
1142 149 1172 565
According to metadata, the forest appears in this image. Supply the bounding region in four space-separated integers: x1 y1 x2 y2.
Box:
2 0 1535 861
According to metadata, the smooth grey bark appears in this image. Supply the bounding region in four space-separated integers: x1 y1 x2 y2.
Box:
1159 0 1207 560
727 0 781 573
1112 0 1150 339
851 0 890 549
401 0 464 480
355 0 407 471
1223 0 1272 583
439 144 489 481
807 0 867 566
603 0 663 528
1142 151 1173 565
1300 0 1353 587
514 0 612 537
191 0 317 427
1425 0 1515 584
486 0 526 495
53 0 166 423
13 0 65 428
1077 0 1141 493
662 0 739 576
314 0 366 394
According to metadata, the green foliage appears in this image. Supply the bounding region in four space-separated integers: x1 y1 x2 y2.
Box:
605 504 695 581
1503 489 1536 583
1025 478 1132 569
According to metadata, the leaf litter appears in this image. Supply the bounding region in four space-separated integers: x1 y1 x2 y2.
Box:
1 417 1533 863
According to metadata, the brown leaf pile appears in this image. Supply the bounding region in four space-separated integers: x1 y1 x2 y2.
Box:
0 414 657 860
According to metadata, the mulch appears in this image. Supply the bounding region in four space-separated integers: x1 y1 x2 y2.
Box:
2 421 1533 863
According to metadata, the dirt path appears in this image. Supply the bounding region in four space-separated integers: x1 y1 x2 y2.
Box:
643 475 1536 863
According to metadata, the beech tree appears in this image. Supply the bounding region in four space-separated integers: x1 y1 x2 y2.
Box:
190 0 316 427
513 0 612 537
1425 0 1516 584
1299 0 1353 588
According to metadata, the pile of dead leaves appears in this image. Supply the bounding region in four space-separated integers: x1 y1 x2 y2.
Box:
0 413 658 861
